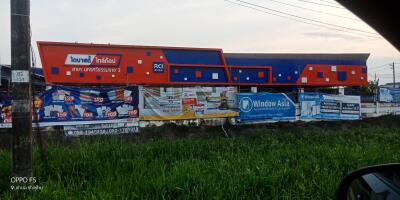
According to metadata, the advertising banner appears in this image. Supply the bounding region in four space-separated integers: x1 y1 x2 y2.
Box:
37 85 139 124
237 92 296 122
0 86 139 129
0 92 12 128
140 86 238 120
379 87 400 103
64 118 139 136
299 93 361 120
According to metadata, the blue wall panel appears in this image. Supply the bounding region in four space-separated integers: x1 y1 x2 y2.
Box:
230 68 269 84
227 58 302 84
225 57 366 84
170 66 227 83
163 49 223 65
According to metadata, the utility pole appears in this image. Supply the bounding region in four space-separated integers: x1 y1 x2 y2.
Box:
11 0 33 179
392 62 396 88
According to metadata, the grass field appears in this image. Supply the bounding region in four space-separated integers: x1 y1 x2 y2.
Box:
1 116 400 199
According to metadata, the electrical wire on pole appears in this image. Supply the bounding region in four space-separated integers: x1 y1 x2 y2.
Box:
319 0 339 6
367 63 391 72
264 0 360 21
297 0 345 9
224 0 380 38
234 0 378 36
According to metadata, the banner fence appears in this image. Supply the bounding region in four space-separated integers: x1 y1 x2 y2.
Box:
299 93 361 120
379 87 400 103
1 85 140 132
139 86 238 120
237 92 296 122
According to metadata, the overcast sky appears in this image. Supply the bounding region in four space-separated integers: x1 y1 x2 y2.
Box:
1 0 399 84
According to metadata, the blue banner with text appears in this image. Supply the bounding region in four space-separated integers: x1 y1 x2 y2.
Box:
36 85 139 124
379 87 400 103
299 93 361 120
237 92 296 122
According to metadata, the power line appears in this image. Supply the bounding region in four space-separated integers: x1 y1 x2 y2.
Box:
235 0 379 36
264 0 360 21
368 68 391 73
223 0 379 38
368 63 391 72
369 73 400 76
298 0 345 9
319 0 339 6
369 68 389 73
373 72 400 76
370 63 391 68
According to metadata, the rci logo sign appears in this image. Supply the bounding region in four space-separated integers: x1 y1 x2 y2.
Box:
239 97 253 112
153 62 165 73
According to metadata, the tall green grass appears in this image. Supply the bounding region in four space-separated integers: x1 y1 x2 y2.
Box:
1 126 400 199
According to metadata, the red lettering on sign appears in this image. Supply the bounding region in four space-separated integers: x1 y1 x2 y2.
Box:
57 112 67 118
182 98 196 105
107 111 117 118
128 110 137 117
93 97 104 103
83 112 93 118
64 96 74 103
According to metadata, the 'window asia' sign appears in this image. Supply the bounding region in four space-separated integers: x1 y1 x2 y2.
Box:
237 92 296 122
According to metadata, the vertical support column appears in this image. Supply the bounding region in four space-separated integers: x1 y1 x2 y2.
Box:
251 87 257 93
392 62 396 88
376 101 380 116
11 0 33 179
339 86 345 95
